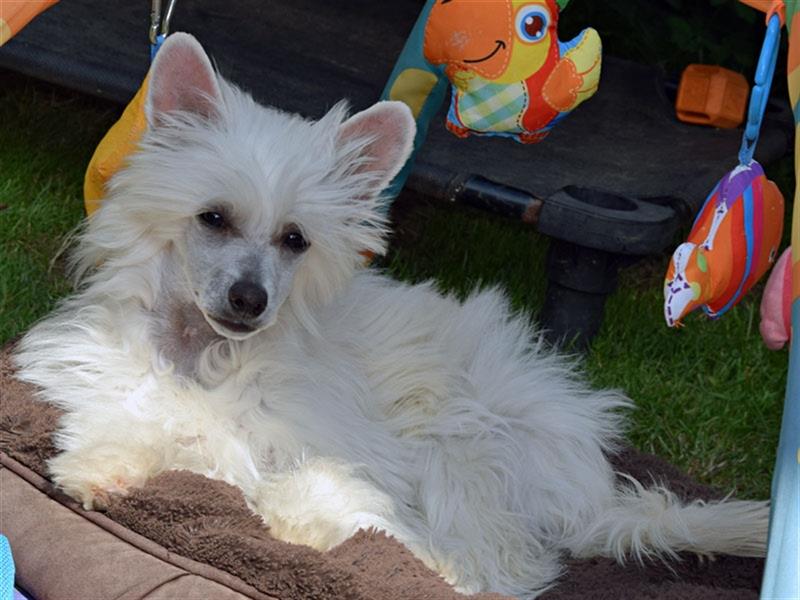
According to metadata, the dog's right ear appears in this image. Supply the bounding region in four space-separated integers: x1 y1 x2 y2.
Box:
145 32 222 125
337 101 416 196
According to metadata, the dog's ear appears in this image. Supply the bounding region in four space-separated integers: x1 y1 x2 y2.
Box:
337 101 416 194
146 32 221 125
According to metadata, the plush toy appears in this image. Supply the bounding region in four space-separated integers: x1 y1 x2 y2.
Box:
664 162 784 326
83 0 174 214
84 76 150 215
421 0 601 143
381 0 601 196
760 246 792 349
0 0 58 46
664 10 784 327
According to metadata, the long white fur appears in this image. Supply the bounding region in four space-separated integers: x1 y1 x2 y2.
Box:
14 33 769 598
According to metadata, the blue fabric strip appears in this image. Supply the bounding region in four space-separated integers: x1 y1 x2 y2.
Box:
760 299 800 599
379 0 448 203
0 535 14 600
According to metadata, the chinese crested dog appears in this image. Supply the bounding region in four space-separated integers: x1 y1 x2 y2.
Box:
15 33 769 598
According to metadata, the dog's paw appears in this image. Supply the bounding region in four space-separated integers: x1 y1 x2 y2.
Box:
252 457 404 551
88 476 139 511
47 446 160 510
52 469 136 511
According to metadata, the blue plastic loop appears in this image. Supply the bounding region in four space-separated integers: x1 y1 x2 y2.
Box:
150 33 166 61
738 12 781 165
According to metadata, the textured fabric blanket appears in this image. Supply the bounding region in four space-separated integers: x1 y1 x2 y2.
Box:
0 347 763 599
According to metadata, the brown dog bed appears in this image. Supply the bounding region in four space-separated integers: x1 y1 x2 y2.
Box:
0 347 763 599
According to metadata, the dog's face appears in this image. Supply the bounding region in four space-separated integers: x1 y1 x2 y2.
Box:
180 201 310 338
82 34 415 341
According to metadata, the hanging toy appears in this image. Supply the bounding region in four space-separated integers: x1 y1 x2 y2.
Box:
0 0 58 47
83 0 176 215
422 0 601 144
664 10 784 327
84 76 152 215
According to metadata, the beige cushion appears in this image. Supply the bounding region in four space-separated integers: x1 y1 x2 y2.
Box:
1 454 276 600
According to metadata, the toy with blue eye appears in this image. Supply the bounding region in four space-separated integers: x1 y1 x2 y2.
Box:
421 0 602 143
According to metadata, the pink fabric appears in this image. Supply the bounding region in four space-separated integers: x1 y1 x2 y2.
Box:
760 246 792 350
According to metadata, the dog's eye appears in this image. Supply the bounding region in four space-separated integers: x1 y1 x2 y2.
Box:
199 211 225 229
281 229 309 253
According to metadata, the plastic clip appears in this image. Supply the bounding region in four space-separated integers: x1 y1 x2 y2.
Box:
738 12 781 166
149 0 177 61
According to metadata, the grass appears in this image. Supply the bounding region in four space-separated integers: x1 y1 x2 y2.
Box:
0 74 117 341
0 71 788 500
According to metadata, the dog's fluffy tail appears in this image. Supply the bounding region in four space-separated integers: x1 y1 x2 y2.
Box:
568 476 769 562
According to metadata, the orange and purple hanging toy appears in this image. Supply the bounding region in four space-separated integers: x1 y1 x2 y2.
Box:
664 9 785 327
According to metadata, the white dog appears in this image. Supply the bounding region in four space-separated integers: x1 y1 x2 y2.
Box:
14 33 769 598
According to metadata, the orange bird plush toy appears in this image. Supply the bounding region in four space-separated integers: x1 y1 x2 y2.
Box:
422 0 601 143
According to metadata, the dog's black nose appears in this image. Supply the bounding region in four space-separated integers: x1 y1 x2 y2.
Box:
228 280 268 318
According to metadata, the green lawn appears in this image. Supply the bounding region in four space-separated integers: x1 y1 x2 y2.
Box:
0 71 788 500
0 74 117 341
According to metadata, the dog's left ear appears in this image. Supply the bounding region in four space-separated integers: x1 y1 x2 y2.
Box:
337 101 416 194
146 32 222 125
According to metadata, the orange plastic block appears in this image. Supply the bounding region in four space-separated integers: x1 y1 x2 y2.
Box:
675 65 749 129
